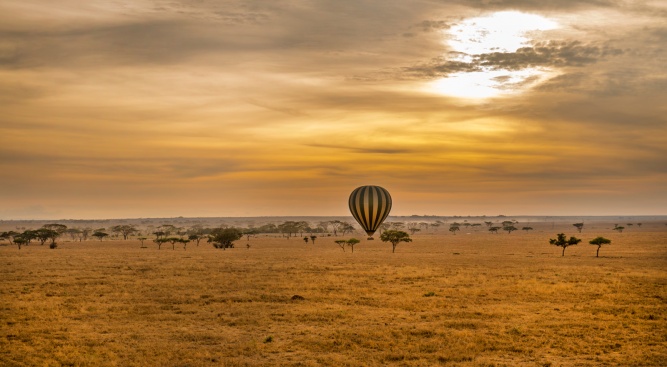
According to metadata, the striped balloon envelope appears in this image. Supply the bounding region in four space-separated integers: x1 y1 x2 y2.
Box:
348 185 392 239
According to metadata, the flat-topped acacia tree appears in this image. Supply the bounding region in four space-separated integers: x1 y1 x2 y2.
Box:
549 233 582 257
380 230 412 253
589 237 611 257
346 238 360 253
503 225 518 234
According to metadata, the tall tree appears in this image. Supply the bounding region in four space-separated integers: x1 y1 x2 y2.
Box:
572 223 584 233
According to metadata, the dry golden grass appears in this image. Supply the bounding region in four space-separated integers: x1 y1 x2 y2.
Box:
1 220 666 366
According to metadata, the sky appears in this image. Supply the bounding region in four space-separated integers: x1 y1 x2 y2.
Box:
1 0 666 219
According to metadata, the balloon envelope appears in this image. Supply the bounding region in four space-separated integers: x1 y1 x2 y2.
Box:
349 185 392 238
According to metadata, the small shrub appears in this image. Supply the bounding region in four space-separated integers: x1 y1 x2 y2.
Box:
49 243 58 249
264 336 273 343
423 291 436 297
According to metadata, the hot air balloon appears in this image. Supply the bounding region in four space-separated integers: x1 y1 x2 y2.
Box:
349 185 392 240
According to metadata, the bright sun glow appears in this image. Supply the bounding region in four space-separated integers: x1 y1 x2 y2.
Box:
430 11 559 99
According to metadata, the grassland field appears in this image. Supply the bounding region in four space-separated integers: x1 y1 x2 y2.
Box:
1 219 666 366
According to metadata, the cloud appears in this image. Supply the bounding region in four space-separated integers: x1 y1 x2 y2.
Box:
306 143 414 155
401 41 623 79
446 0 618 11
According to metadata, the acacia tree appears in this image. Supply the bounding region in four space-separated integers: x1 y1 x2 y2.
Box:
111 225 138 240
522 227 533 231
407 223 421 235
549 233 581 257
572 223 584 233
589 237 611 257
42 224 67 248
1 231 18 246
21 230 37 246
339 222 355 236
296 221 310 237
334 239 347 252
346 238 360 253
503 225 518 234
138 237 148 248
378 223 391 235
391 222 406 230
310 235 317 245
613 226 625 233
380 230 412 253
165 237 186 250
278 221 299 238
188 233 207 246
489 226 500 234
14 235 29 250
208 227 243 249
92 231 109 241
329 220 343 236
35 228 56 246
449 226 460 235
80 228 92 241
243 228 260 242
154 238 168 250
66 228 82 241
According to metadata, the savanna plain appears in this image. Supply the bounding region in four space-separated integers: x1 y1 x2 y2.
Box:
1 218 666 367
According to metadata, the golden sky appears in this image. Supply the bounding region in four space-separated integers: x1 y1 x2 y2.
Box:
1 1 666 219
